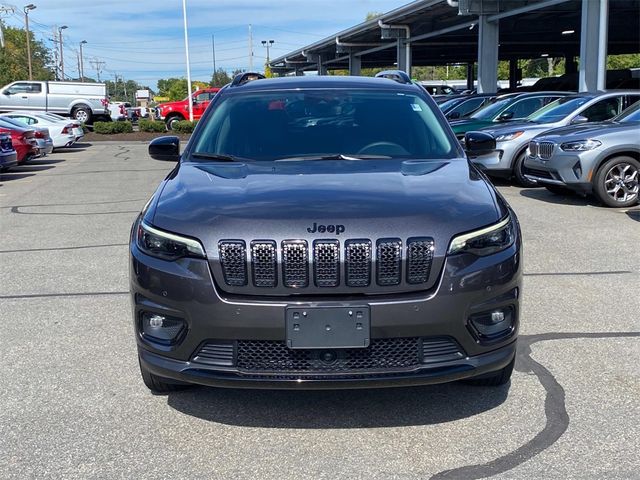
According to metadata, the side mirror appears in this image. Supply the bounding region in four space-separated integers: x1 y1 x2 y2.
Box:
447 111 461 120
464 131 496 155
3 90 13 96
149 136 180 162
497 111 514 121
571 115 588 124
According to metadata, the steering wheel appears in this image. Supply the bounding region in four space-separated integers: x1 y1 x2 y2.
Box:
357 142 411 156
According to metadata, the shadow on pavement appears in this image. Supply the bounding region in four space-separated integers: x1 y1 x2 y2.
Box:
626 209 640 221
6 164 55 173
167 381 509 428
519 188 600 207
25 158 66 166
0 172 36 181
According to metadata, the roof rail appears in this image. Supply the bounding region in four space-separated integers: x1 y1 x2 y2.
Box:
231 72 267 87
375 70 412 84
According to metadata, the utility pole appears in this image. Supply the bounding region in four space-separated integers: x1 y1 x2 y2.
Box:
90 59 105 82
76 51 81 81
51 27 59 80
211 34 216 77
261 39 274 64
24 4 37 80
58 25 68 79
181 0 193 121
0 6 17 48
79 40 86 81
248 24 253 71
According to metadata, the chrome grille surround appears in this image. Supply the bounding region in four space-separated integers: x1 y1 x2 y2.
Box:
538 141 555 160
528 141 538 157
406 237 435 284
376 238 402 286
251 241 277 287
313 240 340 287
345 239 372 287
218 240 247 286
282 240 309 288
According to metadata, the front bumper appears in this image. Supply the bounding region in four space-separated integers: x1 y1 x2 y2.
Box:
523 152 595 194
468 144 520 177
130 225 522 389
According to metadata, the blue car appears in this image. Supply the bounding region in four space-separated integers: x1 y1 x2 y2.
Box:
0 132 17 172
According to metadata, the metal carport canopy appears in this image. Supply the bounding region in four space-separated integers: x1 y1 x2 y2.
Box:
268 0 640 73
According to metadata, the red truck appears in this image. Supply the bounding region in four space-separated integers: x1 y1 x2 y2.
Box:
155 87 220 129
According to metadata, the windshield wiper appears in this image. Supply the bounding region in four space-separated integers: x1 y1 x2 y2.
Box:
275 154 391 162
191 152 238 162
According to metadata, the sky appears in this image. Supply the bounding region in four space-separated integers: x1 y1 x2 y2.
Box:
1 0 408 89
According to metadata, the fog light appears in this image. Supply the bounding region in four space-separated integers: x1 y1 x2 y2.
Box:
468 306 515 342
140 311 186 345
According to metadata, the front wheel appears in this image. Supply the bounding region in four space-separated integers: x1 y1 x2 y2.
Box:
464 357 515 386
166 116 184 131
139 357 190 395
593 156 640 208
513 152 539 188
72 106 92 124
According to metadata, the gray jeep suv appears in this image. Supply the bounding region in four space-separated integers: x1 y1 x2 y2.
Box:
130 73 522 393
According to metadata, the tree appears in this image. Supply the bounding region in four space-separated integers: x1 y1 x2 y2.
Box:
0 23 53 85
156 77 189 100
211 68 232 87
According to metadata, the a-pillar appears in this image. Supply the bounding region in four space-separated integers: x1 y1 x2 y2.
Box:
477 14 499 93
349 52 361 76
579 0 608 91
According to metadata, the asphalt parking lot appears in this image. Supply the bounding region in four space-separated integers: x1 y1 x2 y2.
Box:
0 143 638 480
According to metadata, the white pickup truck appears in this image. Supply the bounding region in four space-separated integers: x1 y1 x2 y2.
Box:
0 81 110 123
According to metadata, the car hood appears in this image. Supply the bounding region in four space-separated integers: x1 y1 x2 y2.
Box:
449 119 492 133
530 121 635 141
157 100 186 109
150 158 504 257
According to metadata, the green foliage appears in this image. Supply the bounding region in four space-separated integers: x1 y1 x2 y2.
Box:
138 119 166 132
93 121 134 134
211 68 232 87
0 23 53 85
173 120 198 134
607 53 640 70
157 77 189 100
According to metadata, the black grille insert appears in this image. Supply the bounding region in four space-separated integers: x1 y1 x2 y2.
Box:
218 241 247 286
228 336 465 374
251 241 277 287
313 240 340 287
192 342 234 366
345 239 372 287
406 238 434 284
376 239 402 286
282 240 309 288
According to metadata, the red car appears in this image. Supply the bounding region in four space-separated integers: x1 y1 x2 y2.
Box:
0 118 38 164
155 87 220 129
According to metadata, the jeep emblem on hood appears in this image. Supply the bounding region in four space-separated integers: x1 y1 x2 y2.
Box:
307 222 345 235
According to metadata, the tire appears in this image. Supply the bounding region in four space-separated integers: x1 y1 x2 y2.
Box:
166 115 184 131
464 357 515 386
513 151 539 188
138 356 190 395
593 156 640 208
545 185 573 196
72 105 92 124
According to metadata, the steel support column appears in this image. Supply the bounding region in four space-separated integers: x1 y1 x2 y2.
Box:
396 39 411 73
579 0 608 92
477 15 499 93
349 52 361 76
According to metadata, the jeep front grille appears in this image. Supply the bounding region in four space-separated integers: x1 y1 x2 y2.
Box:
313 240 340 287
406 238 435 284
217 236 435 291
251 241 277 287
218 241 247 286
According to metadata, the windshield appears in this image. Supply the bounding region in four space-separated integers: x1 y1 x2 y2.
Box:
615 101 640 122
528 96 592 123
469 98 511 120
192 89 457 161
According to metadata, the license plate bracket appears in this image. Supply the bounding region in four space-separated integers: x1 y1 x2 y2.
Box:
285 306 370 349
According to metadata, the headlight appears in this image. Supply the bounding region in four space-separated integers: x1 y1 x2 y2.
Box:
448 215 516 256
560 139 601 151
136 221 206 260
494 131 524 142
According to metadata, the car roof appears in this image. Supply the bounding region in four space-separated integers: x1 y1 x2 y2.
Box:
225 75 423 93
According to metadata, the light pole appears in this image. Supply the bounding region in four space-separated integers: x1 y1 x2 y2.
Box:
181 0 193 121
58 25 68 79
261 39 274 64
24 4 36 80
79 40 86 82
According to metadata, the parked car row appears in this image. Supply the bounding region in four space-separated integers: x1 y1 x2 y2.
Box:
446 89 640 207
0 111 84 171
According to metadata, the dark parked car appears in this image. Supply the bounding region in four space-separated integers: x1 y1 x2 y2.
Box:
439 94 496 120
131 73 522 393
0 132 17 171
